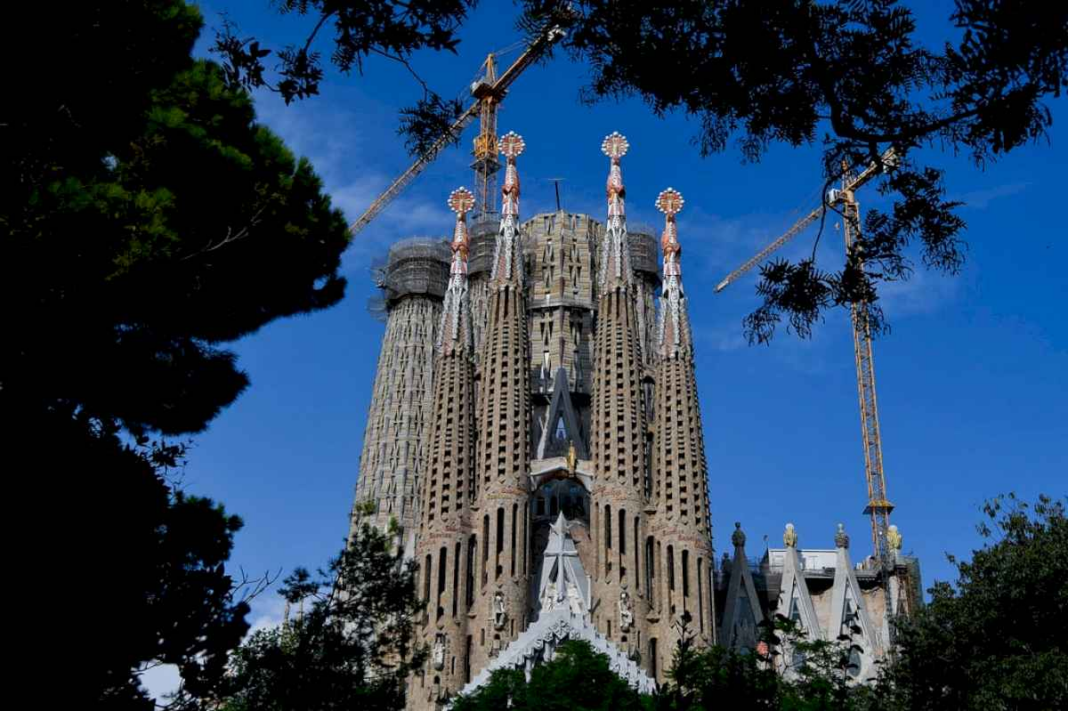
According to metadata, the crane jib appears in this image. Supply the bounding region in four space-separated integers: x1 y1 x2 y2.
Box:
712 147 896 292
347 24 563 237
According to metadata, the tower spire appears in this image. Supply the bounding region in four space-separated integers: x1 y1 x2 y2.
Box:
492 131 526 285
598 132 633 290
655 188 689 357
650 186 714 656
440 187 475 353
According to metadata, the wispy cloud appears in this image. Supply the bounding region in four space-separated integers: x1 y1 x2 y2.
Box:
953 182 1030 210
879 268 960 318
252 92 452 273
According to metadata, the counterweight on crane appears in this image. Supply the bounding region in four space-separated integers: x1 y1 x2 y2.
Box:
348 26 563 236
714 150 897 562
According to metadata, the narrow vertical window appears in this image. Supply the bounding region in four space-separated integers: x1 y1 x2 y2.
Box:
668 545 676 592
465 635 472 683
682 549 690 599
510 504 518 576
482 515 489 586
437 547 447 620
697 557 705 633
634 516 641 590
645 536 655 607
423 554 432 609
495 507 505 579
452 541 461 617
466 536 476 608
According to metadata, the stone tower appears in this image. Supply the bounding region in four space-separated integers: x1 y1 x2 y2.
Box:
411 189 478 705
351 238 449 555
469 132 534 673
647 189 715 676
588 132 653 660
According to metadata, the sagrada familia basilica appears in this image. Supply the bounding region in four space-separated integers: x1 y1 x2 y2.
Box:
350 132 922 710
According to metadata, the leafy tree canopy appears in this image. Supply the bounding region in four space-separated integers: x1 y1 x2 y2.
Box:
875 494 1068 711
212 0 477 154
518 0 1067 342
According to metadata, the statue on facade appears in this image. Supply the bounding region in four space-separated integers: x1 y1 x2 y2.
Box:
432 632 447 671
618 589 634 631
567 581 584 615
492 590 507 630
542 581 558 612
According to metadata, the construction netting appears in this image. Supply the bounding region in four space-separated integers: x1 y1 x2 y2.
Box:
373 237 451 304
627 226 660 279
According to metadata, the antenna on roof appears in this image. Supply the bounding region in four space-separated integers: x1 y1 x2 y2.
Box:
546 178 565 212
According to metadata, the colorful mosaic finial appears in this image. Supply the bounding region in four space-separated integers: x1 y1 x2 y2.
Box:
601 131 630 159
447 187 474 274
500 131 526 159
499 131 524 221
656 187 684 278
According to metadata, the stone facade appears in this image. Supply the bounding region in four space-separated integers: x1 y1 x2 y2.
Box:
349 133 919 709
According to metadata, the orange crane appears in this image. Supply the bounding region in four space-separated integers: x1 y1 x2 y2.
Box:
348 26 564 235
714 149 898 563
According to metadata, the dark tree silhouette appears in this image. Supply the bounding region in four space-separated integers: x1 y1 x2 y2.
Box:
5 2 350 706
211 0 477 154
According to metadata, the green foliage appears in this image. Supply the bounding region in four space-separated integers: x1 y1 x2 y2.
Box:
216 522 426 711
451 640 650 711
875 494 1068 711
657 614 878 711
518 0 1066 343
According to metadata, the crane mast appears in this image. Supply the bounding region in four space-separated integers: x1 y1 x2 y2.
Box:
714 150 898 564
470 55 501 218
839 166 894 563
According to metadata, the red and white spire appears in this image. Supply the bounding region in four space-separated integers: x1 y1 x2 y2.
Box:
492 131 526 284
656 188 688 355
599 132 632 289
439 186 475 354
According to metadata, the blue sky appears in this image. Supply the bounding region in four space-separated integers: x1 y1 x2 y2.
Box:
179 0 1066 633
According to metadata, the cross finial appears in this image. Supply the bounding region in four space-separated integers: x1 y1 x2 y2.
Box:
448 186 475 216
601 131 629 159
500 131 526 159
656 188 684 216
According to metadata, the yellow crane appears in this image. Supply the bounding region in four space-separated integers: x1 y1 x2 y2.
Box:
348 26 564 235
715 149 898 563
